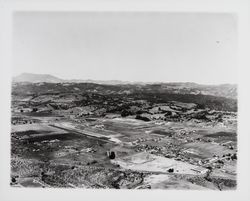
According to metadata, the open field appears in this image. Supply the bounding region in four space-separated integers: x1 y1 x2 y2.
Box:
111 152 208 175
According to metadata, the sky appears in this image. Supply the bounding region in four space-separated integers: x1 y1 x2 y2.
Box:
12 12 237 84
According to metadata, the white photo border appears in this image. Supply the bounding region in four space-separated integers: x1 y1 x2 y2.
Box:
0 0 250 201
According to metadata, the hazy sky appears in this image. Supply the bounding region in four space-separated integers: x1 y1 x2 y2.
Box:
12 12 237 84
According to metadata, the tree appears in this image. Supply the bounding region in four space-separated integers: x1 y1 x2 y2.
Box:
32 108 38 112
231 153 237 160
108 151 116 159
168 168 174 173
135 115 151 122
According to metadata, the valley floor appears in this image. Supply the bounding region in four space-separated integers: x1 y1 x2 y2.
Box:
11 112 237 189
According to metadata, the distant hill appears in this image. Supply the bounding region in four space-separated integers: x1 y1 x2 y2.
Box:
13 73 64 83
12 82 237 112
13 73 152 85
12 73 237 99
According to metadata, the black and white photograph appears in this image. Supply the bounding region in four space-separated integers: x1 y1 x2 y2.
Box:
10 11 238 190
1 0 250 201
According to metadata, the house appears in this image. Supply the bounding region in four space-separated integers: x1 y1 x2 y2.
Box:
191 166 209 174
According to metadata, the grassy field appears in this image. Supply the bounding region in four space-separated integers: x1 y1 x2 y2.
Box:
183 142 235 158
112 152 207 175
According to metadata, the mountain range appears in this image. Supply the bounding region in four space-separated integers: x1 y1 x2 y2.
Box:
13 73 148 85
12 73 237 100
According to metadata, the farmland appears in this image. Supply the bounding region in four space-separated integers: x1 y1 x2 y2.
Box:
11 81 237 189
